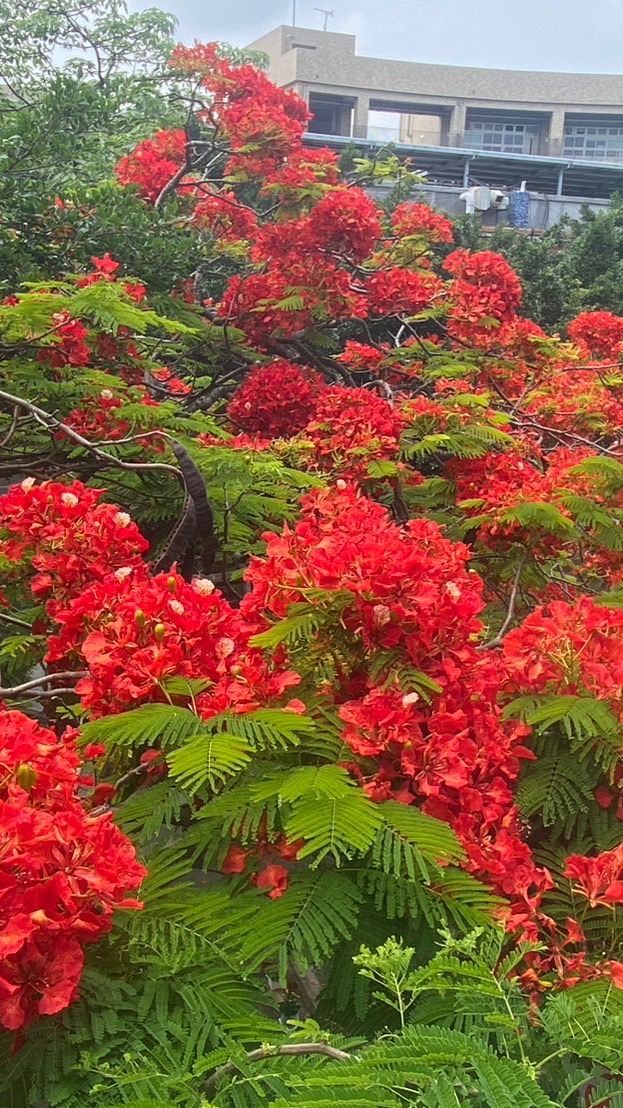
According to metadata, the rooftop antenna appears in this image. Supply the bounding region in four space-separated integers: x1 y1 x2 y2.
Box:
314 7 334 30
292 0 297 26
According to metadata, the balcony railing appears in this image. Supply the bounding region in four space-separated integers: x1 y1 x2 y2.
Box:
346 126 623 163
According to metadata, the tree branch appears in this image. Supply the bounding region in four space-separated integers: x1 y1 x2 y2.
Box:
478 554 527 650
0 671 85 697
203 1042 353 1097
0 389 181 478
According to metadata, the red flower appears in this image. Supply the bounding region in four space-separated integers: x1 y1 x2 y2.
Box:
255 862 289 899
608 961 623 989
221 844 251 874
335 341 390 372
443 249 522 341
565 846 623 909
193 190 259 241
116 129 187 203
221 260 365 345
0 710 145 1030
92 253 120 276
306 188 382 262
0 479 148 619
303 386 406 480
366 267 442 316
83 744 107 759
47 569 299 719
242 484 550 924
37 312 90 368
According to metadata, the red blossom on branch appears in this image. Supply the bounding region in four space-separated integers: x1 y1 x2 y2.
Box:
0 710 145 1030
227 360 326 437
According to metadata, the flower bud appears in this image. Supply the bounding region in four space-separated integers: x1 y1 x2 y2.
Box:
16 763 38 792
134 609 146 629
167 576 177 593
154 622 166 641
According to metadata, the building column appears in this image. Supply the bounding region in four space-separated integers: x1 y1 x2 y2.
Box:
548 108 567 157
352 94 370 139
335 101 352 137
449 100 467 146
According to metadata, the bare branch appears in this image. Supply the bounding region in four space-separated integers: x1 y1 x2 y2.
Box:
478 553 527 651
204 1043 353 1098
0 671 85 697
0 388 181 478
0 612 32 629
0 406 20 447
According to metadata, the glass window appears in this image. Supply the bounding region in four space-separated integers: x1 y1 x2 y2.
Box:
464 119 541 153
564 123 623 160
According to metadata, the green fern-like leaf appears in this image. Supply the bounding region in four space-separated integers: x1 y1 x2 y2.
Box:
501 501 575 534
81 703 206 751
375 801 464 879
240 871 363 978
516 754 597 828
285 781 384 865
504 694 621 769
167 733 252 793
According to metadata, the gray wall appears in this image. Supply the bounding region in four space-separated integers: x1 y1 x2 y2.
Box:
368 182 611 231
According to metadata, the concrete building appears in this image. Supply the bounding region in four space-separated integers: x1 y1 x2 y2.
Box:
247 25 623 213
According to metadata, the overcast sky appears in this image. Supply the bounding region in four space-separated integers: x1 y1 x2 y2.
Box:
128 0 623 74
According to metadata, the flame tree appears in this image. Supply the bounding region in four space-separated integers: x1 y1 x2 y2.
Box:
3 25 623 1108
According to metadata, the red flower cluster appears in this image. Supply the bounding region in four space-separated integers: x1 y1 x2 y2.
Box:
0 479 148 617
448 445 597 552
503 596 623 712
75 252 120 287
243 486 485 653
523 369 623 436
115 129 187 203
197 432 274 452
170 44 310 180
565 845 623 910
259 147 341 202
335 340 390 372
192 190 259 242
227 360 326 437
567 310 623 359
0 710 145 1030
221 832 303 899
444 249 522 340
47 570 299 719
221 261 365 345
391 202 454 244
62 390 131 441
366 267 442 317
38 312 90 369
305 188 383 262
303 386 406 479
151 366 192 396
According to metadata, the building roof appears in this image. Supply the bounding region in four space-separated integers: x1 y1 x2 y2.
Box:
249 26 623 112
